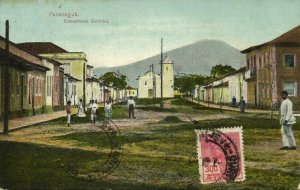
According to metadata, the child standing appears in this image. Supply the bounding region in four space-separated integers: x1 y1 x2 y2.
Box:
104 101 112 121
65 101 72 127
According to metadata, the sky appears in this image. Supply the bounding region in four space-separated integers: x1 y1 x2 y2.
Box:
0 0 300 68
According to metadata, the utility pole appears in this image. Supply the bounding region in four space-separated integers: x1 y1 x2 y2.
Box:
3 20 10 135
160 38 164 108
83 62 86 110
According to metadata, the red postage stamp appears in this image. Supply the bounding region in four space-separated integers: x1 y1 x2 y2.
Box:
195 127 245 184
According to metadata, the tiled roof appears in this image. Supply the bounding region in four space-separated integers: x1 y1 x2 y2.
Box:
17 42 68 54
64 73 81 82
241 25 300 53
86 77 99 82
0 36 49 71
126 86 137 90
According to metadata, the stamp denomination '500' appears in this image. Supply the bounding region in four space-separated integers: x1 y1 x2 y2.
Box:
195 127 245 184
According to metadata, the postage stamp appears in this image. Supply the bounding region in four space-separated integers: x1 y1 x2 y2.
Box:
195 126 245 184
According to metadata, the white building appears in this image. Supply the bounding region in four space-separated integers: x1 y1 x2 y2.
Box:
126 86 138 98
86 65 102 104
64 74 80 105
137 56 174 98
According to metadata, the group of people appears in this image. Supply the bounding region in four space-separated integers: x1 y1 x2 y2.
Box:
65 96 137 126
230 96 246 113
65 91 297 150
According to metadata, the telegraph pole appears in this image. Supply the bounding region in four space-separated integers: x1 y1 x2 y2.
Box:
83 62 86 110
3 20 10 135
160 38 164 108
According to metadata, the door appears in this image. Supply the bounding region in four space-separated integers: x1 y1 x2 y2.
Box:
20 75 24 112
148 89 153 98
32 77 35 114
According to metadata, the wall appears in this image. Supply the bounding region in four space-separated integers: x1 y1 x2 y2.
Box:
138 72 161 98
27 71 46 113
41 52 87 105
43 59 54 107
275 46 300 109
162 63 174 98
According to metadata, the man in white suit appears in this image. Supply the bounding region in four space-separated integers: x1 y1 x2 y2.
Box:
279 91 297 150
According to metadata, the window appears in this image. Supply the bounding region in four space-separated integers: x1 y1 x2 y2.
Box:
247 58 250 69
47 76 51 96
284 82 297 96
258 57 262 70
265 52 269 63
266 83 269 98
24 77 27 96
72 84 76 95
145 81 147 85
284 54 295 67
50 76 52 96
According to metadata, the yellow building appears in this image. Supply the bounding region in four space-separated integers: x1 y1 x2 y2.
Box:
18 42 87 106
137 56 174 98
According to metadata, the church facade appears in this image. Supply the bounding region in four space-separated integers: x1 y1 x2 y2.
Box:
137 56 174 98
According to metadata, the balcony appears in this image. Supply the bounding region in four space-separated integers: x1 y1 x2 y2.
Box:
245 69 256 80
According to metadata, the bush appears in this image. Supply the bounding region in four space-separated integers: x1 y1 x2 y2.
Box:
160 116 183 123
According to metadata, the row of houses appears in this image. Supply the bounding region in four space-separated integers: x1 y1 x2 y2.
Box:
195 25 300 109
0 36 137 120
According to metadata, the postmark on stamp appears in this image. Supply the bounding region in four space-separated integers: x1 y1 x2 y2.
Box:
195 126 245 184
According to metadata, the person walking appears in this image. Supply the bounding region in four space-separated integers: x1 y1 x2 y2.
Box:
77 99 86 117
65 100 72 127
279 91 297 150
239 96 246 113
89 100 98 123
128 96 136 119
104 100 112 121
232 96 237 107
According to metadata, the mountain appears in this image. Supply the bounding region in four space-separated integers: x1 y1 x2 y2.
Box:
94 40 246 87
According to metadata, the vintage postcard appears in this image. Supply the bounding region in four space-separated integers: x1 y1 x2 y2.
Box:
0 0 299 190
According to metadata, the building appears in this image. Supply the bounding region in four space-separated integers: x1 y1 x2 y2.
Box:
241 25 300 109
42 58 63 111
197 67 247 105
137 71 161 98
125 86 138 98
0 36 49 119
18 42 87 106
86 65 101 104
137 56 174 98
64 73 81 105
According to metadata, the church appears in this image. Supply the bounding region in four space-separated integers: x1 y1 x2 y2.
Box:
137 56 174 98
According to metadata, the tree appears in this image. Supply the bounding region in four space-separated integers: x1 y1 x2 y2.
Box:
211 64 236 78
99 72 127 89
99 72 128 102
174 74 211 96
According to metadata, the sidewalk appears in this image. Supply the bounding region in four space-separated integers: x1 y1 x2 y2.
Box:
0 110 66 133
186 98 280 115
0 100 127 133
